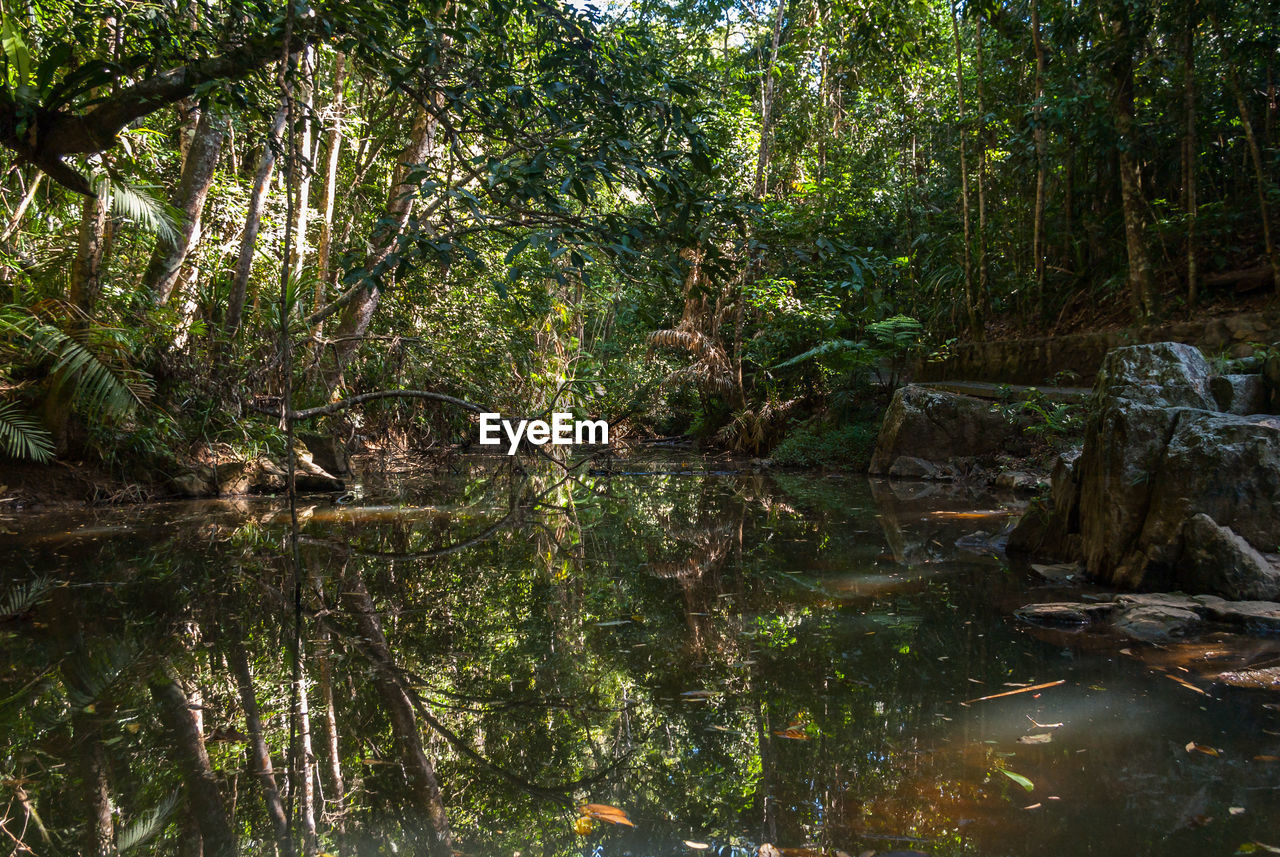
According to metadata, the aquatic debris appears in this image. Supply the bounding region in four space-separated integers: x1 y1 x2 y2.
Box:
1185 741 1221 757
1165 673 1211 696
1026 715 1063 729
579 803 635 827
1018 733 1053 745
962 679 1065 706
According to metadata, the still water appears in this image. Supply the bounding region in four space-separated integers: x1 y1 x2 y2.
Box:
2 461 1278 857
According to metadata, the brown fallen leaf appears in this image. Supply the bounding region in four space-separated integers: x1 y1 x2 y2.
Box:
1019 733 1053 745
579 804 636 827
774 728 811 740
1185 741 1221 757
683 842 710 850
1254 755 1280 762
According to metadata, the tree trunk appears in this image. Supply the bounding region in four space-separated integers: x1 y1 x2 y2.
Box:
226 105 287 338
753 0 787 199
225 635 291 857
341 570 452 856
150 674 237 857
975 13 990 317
1109 8 1156 321
315 52 346 308
0 171 42 243
949 0 981 339
316 625 345 824
73 713 114 857
70 189 110 320
143 108 226 306
329 106 435 371
1183 4 1199 307
1031 0 1048 318
291 48 317 280
291 650 318 856
1228 68 1280 291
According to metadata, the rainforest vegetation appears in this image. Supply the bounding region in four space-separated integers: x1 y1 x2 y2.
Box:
1 0 1278 471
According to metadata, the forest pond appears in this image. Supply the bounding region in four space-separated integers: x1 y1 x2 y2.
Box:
3 459 1279 857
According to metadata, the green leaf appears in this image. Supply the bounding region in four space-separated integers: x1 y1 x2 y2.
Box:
999 768 1035 792
0 401 54 462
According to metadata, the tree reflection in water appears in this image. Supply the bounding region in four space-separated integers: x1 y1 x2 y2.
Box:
2 463 1279 856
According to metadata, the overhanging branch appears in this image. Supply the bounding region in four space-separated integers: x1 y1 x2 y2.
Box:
254 389 484 421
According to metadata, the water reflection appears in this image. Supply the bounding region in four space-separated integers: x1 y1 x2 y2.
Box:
2 463 1278 856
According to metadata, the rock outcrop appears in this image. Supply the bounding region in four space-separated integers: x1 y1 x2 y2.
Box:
1009 342 1280 600
169 445 345 498
869 385 1030 477
1015 592 1280 641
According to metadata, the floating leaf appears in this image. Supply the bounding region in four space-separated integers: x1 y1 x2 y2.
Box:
999 769 1035 792
1185 741 1221 757
774 727 810 740
1254 755 1280 762
580 804 635 827
1019 733 1053 745
683 841 709 850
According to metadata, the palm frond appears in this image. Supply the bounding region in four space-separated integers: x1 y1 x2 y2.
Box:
114 790 181 854
95 175 181 245
62 639 141 710
774 338 866 368
27 323 150 420
0 575 56 619
0 400 54 461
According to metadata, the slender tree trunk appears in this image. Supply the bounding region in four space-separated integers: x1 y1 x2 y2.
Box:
291 652 318 857
341 570 452 856
949 1 981 338
150 675 237 857
226 105 287 338
315 52 346 307
73 713 114 857
0 172 41 242
1183 5 1199 307
70 190 110 320
330 106 435 370
291 48 317 280
1109 9 1157 321
226 635 292 857
316 625 345 824
975 13 990 317
1228 68 1280 291
143 108 226 306
1031 0 1048 318
753 0 787 199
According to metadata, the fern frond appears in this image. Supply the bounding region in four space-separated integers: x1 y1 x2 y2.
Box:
27 323 150 420
115 790 181 854
0 575 56 619
62 639 141 710
0 400 54 461
95 175 181 245
774 338 866 368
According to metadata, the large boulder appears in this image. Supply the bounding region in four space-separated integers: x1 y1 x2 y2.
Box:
1010 342 1280 599
869 385 1029 476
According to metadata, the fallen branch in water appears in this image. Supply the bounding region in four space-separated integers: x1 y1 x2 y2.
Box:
253 389 484 421
961 679 1065 706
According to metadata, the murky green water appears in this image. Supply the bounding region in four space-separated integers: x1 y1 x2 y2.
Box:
2 461 1278 856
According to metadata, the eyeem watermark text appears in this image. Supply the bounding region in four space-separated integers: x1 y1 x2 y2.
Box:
478 412 609 455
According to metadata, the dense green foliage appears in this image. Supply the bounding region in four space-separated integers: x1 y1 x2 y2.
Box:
1 0 1277 463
